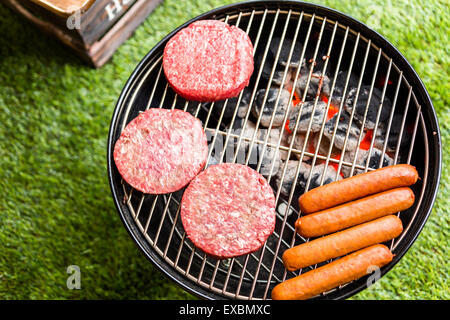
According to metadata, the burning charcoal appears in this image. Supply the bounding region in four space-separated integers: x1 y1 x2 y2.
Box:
223 119 256 162
307 163 343 191
344 85 393 130
287 101 328 133
373 126 387 152
277 201 295 218
330 70 359 106
341 149 366 178
364 147 394 171
274 161 342 199
265 127 291 162
231 117 256 136
278 127 292 161
373 114 410 153
287 133 311 161
341 147 394 177
274 160 311 198
252 128 282 177
252 87 292 127
296 71 331 99
272 69 296 91
324 111 361 151
205 88 252 123
311 133 341 159
228 120 281 177
283 58 308 72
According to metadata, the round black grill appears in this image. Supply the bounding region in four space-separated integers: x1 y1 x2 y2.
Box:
107 1 441 300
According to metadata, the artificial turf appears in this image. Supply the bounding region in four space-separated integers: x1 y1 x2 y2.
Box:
0 0 448 300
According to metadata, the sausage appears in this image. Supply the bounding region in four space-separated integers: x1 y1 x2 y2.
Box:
271 244 393 300
296 187 414 238
283 215 402 271
298 164 418 214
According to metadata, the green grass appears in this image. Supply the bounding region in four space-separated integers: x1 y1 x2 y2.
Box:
0 0 448 300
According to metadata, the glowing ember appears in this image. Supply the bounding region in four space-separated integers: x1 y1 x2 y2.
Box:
308 139 316 154
329 154 344 177
359 129 374 150
376 76 393 88
321 95 339 121
284 119 292 134
293 91 302 106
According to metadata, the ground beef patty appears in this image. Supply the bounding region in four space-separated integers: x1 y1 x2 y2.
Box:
113 108 208 194
180 163 276 259
163 20 254 102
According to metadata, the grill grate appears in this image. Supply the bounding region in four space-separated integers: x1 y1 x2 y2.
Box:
108 4 439 300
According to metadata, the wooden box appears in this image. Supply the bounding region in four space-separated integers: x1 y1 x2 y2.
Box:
3 0 163 67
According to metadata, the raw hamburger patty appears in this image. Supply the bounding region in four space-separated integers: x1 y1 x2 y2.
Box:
113 108 208 194
163 20 254 102
180 163 276 259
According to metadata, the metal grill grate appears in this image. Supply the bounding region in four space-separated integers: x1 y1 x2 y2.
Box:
108 3 439 300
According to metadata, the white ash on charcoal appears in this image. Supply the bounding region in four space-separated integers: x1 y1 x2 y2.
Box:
277 201 295 218
286 132 311 161
229 118 256 150
295 70 331 99
340 148 366 178
272 69 297 91
364 147 395 170
341 147 394 177
324 110 361 151
344 85 393 130
265 127 291 161
253 128 282 177
287 101 328 133
273 161 342 199
274 160 311 199
306 163 343 191
252 87 292 127
310 133 341 159
373 114 410 153
212 118 255 164
278 127 292 161
281 57 308 72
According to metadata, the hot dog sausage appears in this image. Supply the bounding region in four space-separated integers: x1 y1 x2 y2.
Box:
296 187 414 238
298 164 418 214
283 215 402 271
271 244 393 300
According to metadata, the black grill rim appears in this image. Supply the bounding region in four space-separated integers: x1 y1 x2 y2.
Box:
107 0 442 300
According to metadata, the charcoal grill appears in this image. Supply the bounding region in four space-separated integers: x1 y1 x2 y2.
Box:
107 1 441 300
